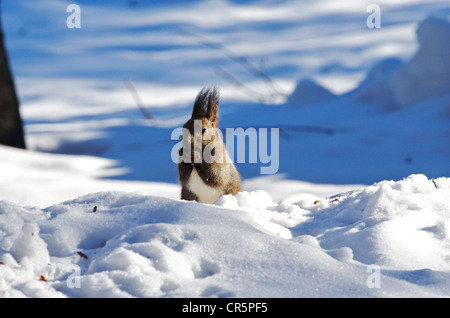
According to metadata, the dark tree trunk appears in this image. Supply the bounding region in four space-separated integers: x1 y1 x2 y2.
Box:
0 8 26 149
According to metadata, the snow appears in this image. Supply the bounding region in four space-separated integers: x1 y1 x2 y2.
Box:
0 145 180 207
389 15 450 108
0 0 449 298
1 175 449 297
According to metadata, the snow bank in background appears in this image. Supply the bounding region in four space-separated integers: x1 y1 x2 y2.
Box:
286 79 335 107
389 15 450 108
352 15 450 110
286 14 450 111
277 15 450 185
1 174 449 297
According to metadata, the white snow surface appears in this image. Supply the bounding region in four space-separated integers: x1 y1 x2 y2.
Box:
0 0 450 298
1 173 449 297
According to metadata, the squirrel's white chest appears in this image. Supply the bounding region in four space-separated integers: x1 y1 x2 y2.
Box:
187 169 223 204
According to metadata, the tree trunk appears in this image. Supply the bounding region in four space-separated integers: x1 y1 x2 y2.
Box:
0 9 26 149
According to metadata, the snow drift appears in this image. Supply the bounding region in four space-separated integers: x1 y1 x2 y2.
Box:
289 14 450 111
354 14 450 110
389 15 450 108
279 14 450 184
0 174 449 297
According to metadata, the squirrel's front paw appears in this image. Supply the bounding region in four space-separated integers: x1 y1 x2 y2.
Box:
192 151 202 163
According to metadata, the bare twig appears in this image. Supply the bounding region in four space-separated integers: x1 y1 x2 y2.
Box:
216 67 274 104
233 124 339 140
432 178 438 189
177 27 288 103
124 79 155 124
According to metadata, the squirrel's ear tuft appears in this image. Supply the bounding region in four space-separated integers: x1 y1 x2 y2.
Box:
192 87 209 118
207 86 220 124
192 87 220 122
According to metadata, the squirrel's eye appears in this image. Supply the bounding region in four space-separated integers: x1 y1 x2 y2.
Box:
202 128 207 135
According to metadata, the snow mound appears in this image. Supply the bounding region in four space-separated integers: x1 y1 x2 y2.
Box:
293 174 450 271
354 58 403 110
357 14 450 110
1 174 449 297
287 15 450 110
10 223 50 271
389 15 450 108
286 79 335 107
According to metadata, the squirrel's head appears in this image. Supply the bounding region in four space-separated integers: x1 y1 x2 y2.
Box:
179 87 223 163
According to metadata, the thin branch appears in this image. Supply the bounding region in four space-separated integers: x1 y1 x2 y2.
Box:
124 79 155 124
177 27 288 103
236 124 339 140
216 67 274 104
